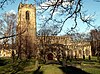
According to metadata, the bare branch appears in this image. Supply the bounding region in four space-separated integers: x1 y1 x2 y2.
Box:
38 0 95 34
0 0 15 9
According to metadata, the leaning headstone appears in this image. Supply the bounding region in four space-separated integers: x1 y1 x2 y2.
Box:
75 55 77 60
89 55 91 60
83 55 85 60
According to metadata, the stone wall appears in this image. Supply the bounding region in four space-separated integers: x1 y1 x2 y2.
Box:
37 36 92 59
0 49 16 57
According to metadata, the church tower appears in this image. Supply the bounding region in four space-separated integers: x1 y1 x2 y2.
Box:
16 3 36 58
17 3 36 42
17 3 36 38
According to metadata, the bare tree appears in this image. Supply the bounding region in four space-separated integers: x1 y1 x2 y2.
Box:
37 0 95 34
0 0 15 9
0 0 96 39
0 11 17 49
90 28 100 60
0 11 17 62
37 25 68 63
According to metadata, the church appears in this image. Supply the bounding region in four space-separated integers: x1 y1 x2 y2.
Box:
16 3 92 60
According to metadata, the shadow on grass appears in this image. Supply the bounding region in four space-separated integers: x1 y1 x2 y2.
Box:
0 58 9 66
59 65 90 74
94 66 100 69
84 59 97 62
33 66 43 74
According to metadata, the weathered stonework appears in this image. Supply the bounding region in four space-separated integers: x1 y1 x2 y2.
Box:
16 3 36 48
37 36 92 58
0 49 16 57
17 3 36 42
16 3 92 59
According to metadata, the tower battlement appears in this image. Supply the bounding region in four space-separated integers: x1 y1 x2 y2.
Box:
18 3 36 10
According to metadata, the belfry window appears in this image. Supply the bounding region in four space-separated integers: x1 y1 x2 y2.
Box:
26 11 30 21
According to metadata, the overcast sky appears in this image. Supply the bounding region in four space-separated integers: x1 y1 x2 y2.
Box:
0 0 100 35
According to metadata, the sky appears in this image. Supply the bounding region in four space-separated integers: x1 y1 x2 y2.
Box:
0 0 100 35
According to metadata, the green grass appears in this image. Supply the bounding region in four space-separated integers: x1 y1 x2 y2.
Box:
83 68 100 74
75 56 100 74
40 64 64 74
81 61 100 74
12 64 64 74
0 56 100 74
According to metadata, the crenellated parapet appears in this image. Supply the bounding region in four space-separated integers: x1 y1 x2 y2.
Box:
18 2 36 10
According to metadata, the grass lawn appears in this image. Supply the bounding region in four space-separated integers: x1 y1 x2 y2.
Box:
70 56 100 74
81 59 100 74
38 64 64 74
0 56 100 74
83 68 100 74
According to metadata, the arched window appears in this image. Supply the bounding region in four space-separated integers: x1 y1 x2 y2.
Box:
26 11 30 21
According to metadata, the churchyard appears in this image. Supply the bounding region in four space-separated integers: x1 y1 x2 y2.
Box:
0 56 100 74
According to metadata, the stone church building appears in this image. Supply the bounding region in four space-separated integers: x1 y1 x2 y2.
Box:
16 3 92 59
